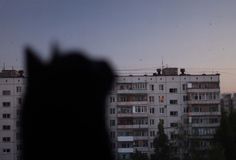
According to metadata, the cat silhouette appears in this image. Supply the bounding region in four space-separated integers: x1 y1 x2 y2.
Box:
20 47 114 160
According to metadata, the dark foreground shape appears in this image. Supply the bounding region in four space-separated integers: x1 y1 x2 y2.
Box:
20 47 114 160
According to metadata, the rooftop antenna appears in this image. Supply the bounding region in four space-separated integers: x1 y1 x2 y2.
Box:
3 63 5 70
161 57 164 70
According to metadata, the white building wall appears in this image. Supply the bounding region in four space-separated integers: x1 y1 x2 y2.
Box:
0 77 25 160
108 71 220 159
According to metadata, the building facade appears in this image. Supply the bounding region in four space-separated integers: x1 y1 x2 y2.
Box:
0 70 24 160
221 93 236 113
107 68 221 159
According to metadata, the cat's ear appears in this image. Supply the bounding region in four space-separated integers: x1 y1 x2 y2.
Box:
25 47 44 77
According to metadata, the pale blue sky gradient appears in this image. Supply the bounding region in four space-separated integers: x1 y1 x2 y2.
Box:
0 0 236 92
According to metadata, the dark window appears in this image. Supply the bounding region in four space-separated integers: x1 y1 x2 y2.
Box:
170 123 178 127
159 84 164 90
2 90 10 95
170 111 178 116
18 98 22 105
2 114 10 119
150 108 155 114
2 102 10 107
183 95 188 101
170 100 178 104
16 86 22 92
3 148 10 153
110 120 115 126
169 88 177 93
2 125 11 130
2 137 11 142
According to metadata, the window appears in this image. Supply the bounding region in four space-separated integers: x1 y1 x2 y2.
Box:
17 144 22 151
110 120 115 127
150 131 155 137
2 90 10 95
182 84 187 90
18 98 22 105
109 96 115 103
149 96 154 102
3 148 10 153
150 84 154 91
193 107 200 112
159 107 164 113
150 119 154 125
169 88 177 93
183 95 188 101
2 137 11 142
170 100 178 104
135 106 147 113
2 114 10 119
110 132 115 139
209 106 218 112
159 84 164 90
150 108 155 114
150 142 154 148
2 125 11 130
170 111 178 116
16 121 20 127
110 108 115 114
187 83 192 88
2 102 10 107
159 96 164 103
16 86 22 92
170 123 178 127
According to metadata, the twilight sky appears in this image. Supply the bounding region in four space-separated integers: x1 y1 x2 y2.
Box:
0 0 236 92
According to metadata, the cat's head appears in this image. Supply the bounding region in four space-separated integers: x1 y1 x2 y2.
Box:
25 47 114 104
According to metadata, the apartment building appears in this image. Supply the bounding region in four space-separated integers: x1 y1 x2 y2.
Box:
107 68 221 160
221 93 236 113
0 70 24 160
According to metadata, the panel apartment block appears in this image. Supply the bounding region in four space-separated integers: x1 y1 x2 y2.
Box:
0 70 24 160
107 68 221 160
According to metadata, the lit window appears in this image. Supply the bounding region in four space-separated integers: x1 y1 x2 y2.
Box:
159 96 164 103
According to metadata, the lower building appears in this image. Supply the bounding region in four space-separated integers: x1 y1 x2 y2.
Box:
0 70 24 160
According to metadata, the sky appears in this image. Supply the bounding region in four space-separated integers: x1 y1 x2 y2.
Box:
0 0 236 92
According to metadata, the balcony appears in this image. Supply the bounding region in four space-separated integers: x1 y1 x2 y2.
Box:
187 100 220 104
117 124 149 129
191 123 220 127
116 101 148 106
117 89 147 94
187 88 220 93
117 113 148 118
118 148 134 153
133 136 149 140
188 111 221 116
117 136 134 142
135 147 149 152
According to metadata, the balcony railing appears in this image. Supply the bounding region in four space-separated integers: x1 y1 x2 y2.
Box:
118 148 134 153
